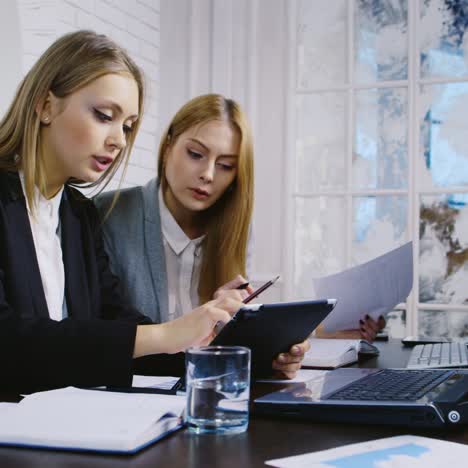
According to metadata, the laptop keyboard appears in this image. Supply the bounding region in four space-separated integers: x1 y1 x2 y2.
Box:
407 342 468 369
327 369 453 401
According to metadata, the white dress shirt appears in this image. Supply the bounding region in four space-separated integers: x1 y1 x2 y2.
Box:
19 173 65 321
159 188 204 321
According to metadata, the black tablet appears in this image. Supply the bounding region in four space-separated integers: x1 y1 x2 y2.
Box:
211 299 337 377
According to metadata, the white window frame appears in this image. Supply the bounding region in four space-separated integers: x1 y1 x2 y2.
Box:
285 0 468 335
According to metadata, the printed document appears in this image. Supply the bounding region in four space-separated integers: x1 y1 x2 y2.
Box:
266 435 468 467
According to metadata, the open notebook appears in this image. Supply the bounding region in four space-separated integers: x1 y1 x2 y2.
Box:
303 338 379 369
0 386 185 454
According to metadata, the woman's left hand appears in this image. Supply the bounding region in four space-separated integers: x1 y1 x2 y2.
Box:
359 315 386 342
271 339 311 379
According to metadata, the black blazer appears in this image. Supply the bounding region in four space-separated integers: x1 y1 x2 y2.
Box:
0 171 183 393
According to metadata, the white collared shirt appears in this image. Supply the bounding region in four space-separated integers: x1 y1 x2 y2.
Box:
159 188 204 321
19 172 65 321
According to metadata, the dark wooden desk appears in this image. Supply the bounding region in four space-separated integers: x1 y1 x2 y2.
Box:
1 340 467 468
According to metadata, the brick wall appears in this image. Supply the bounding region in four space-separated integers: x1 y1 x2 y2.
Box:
16 0 160 190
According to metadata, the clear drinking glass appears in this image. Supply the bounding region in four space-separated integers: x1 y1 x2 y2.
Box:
185 346 251 434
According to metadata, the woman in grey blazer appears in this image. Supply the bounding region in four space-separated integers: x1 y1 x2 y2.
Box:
1 34 241 393
95 177 170 324
95 94 310 378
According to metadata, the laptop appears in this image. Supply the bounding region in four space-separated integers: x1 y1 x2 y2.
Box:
254 367 468 428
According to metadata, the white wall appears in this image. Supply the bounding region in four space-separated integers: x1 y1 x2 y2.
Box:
160 0 290 301
1 0 161 190
2 0 288 301
0 1 22 118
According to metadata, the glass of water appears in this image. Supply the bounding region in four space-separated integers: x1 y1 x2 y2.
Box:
185 346 251 434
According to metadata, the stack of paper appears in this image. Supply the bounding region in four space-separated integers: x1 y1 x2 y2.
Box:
303 338 379 368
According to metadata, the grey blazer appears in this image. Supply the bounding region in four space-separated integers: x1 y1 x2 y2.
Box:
94 178 169 324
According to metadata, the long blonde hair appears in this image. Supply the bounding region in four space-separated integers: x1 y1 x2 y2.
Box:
0 30 144 210
158 94 254 303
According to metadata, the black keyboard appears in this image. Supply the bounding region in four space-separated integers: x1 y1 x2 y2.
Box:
327 369 453 401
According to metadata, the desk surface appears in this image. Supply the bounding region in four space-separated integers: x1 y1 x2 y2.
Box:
1 340 467 468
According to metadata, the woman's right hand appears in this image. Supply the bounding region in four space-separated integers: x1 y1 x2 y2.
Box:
162 296 243 352
213 274 255 301
133 296 243 357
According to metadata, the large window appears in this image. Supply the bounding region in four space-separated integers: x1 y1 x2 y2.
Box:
291 0 468 337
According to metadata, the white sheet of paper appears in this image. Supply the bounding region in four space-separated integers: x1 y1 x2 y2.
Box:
256 369 328 384
0 403 17 412
313 242 413 333
131 375 179 388
266 435 468 468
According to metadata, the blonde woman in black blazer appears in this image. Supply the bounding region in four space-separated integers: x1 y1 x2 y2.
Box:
0 31 241 393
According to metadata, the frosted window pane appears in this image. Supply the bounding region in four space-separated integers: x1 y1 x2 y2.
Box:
355 0 408 82
294 197 346 297
297 0 347 88
419 194 468 304
296 94 347 192
352 196 408 265
420 0 468 78
419 83 468 189
386 309 407 338
419 310 468 337
353 88 408 189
